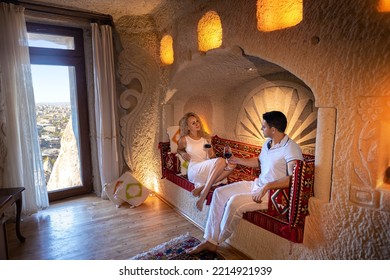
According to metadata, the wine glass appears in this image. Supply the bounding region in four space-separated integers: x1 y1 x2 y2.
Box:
223 145 233 170
204 143 212 159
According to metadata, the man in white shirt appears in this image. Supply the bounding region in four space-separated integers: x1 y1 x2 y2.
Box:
187 111 303 254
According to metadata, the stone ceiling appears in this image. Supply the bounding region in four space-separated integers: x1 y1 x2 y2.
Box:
21 0 293 103
22 0 173 20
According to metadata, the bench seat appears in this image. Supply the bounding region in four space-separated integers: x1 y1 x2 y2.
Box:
159 135 314 243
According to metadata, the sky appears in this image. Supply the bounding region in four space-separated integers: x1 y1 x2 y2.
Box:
31 65 71 104
29 35 73 104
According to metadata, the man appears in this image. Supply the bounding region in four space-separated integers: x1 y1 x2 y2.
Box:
187 111 303 254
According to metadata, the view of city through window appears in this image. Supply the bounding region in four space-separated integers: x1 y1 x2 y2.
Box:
32 65 82 192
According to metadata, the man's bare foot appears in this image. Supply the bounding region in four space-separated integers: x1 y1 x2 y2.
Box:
192 186 204 197
186 240 217 255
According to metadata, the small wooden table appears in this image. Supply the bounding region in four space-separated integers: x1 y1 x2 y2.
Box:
0 195 13 259
0 187 26 259
0 188 26 242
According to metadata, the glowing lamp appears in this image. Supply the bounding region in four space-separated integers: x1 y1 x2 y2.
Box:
160 35 174 65
257 0 303 32
199 115 211 135
377 0 390 12
197 11 223 52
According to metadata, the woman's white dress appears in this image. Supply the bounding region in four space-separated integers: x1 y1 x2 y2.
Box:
185 136 226 188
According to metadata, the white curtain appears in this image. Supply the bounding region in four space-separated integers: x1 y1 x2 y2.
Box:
0 3 49 213
91 23 119 194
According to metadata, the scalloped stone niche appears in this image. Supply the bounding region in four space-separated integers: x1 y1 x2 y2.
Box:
237 83 317 155
350 96 390 211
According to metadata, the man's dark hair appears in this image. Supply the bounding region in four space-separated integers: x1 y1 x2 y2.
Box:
262 111 287 133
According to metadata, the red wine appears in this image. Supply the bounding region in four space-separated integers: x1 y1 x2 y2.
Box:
204 144 212 149
224 152 232 159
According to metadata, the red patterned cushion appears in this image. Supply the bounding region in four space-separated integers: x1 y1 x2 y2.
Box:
158 142 180 177
267 189 290 217
212 136 261 183
289 160 315 228
166 153 180 174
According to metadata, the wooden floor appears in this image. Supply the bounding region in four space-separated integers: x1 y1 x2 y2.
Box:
5 193 249 260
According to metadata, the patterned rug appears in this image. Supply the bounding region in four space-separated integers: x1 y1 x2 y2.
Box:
130 234 225 260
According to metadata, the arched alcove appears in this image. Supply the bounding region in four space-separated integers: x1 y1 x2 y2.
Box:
159 46 333 202
160 34 174 65
197 10 223 52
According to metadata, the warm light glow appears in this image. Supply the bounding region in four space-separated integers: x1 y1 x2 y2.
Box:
199 115 211 135
377 0 390 12
377 120 390 190
257 0 303 32
197 11 223 52
145 173 160 193
160 34 174 65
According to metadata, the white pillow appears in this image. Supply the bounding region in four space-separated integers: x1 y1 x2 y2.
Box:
166 125 180 153
114 171 150 207
104 180 125 207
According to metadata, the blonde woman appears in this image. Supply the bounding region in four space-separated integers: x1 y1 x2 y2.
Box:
177 112 235 211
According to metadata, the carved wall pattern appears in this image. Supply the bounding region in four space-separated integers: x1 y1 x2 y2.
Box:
237 83 317 155
350 97 390 211
118 46 159 170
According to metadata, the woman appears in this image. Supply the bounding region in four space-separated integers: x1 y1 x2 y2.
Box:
177 112 235 211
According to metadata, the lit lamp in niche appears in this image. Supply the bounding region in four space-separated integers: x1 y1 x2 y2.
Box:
199 115 211 135
160 34 174 65
197 11 222 52
377 0 390 12
256 0 303 32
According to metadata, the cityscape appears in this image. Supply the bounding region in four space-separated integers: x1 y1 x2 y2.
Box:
36 103 81 191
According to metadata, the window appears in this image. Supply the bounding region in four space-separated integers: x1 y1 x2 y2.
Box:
27 22 92 201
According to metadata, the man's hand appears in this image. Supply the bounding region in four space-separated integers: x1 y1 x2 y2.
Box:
229 155 259 168
252 185 268 203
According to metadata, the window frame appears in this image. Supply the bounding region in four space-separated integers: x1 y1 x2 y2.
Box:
27 22 92 201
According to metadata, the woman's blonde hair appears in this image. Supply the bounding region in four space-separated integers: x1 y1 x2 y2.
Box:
179 112 209 138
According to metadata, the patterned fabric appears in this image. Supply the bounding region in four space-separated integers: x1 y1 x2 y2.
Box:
159 142 180 175
106 171 150 207
289 160 315 228
268 188 290 217
130 234 224 260
212 136 261 183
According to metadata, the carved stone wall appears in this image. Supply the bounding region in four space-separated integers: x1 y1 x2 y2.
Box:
116 14 166 191
113 0 390 259
350 97 390 211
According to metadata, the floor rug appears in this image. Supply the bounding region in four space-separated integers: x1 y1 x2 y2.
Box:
130 234 224 260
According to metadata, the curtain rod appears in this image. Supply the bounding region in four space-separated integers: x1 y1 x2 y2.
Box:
2 0 113 25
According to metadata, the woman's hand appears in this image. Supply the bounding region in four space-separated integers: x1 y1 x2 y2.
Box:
180 152 191 161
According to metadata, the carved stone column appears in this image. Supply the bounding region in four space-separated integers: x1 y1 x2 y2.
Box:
314 107 336 202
